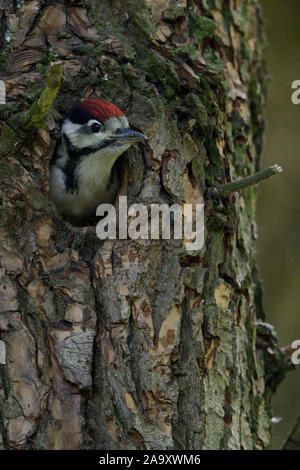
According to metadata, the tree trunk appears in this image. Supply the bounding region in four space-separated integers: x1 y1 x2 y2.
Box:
0 0 284 450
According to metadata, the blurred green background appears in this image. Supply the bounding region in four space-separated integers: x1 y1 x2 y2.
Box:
258 0 300 449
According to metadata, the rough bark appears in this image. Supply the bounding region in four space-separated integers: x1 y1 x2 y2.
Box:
0 0 287 450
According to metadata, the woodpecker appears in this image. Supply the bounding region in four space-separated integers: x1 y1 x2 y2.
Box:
50 99 146 226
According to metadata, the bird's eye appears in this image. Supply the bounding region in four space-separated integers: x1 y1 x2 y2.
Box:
91 122 102 133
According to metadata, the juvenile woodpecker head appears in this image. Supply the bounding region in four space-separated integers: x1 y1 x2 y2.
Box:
50 99 146 226
61 99 145 152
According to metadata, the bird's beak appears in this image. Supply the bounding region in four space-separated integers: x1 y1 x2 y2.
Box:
113 128 147 143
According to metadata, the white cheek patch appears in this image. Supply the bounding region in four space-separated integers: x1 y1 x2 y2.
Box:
61 118 106 148
61 119 81 137
61 115 131 149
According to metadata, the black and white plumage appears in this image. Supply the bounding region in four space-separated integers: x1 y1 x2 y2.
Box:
50 99 146 226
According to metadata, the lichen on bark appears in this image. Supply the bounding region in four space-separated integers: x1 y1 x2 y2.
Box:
0 0 290 450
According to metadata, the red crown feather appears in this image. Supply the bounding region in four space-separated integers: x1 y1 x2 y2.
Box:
78 99 125 121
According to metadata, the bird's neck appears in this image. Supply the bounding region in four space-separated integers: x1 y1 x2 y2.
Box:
76 148 121 190
60 135 123 188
